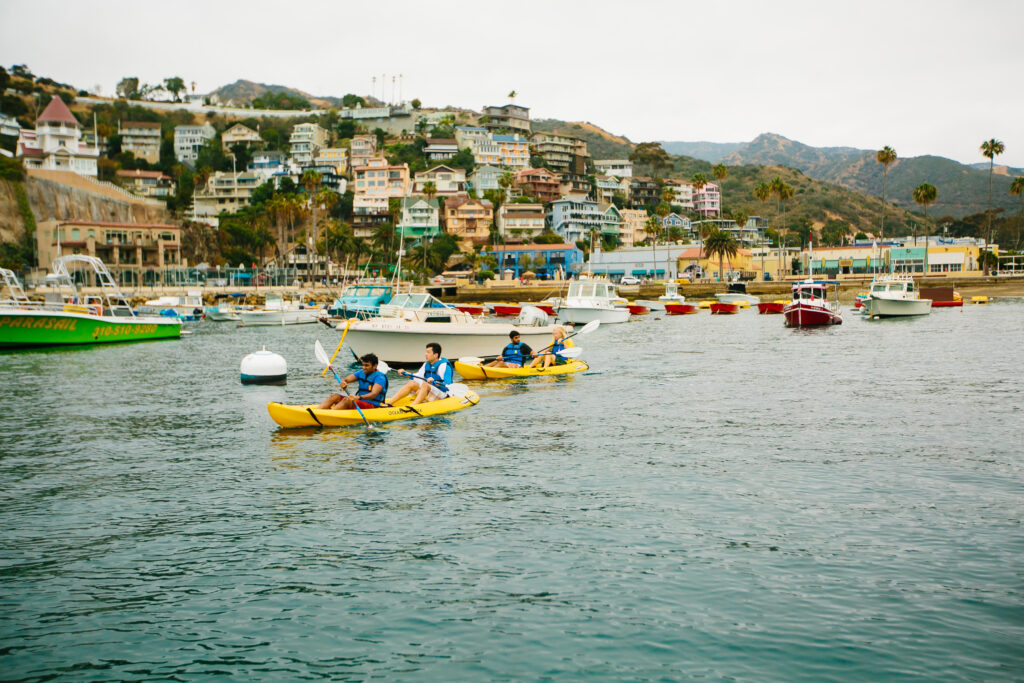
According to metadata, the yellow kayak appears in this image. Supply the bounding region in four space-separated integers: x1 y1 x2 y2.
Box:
454 359 588 380
268 391 479 428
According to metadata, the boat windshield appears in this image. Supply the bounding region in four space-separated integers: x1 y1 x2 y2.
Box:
386 293 450 309
798 287 825 300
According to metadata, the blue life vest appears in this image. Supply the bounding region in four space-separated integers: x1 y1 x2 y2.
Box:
423 358 452 386
502 341 529 365
354 369 388 407
550 339 567 364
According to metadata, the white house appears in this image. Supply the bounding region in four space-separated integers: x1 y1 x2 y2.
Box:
16 97 99 177
594 159 633 178
174 123 216 165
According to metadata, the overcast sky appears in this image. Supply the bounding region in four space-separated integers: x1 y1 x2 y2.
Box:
2 0 1022 166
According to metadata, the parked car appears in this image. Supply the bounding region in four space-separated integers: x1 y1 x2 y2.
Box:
619 276 642 285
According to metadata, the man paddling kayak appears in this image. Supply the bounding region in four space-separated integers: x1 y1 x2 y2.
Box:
485 330 534 368
389 342 454 405
318 353 389 410
528 325 574 369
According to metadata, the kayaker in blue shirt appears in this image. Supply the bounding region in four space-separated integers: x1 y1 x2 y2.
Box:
486 330 534 368
528 325 573 369
319 353 389 410
390 342 454 405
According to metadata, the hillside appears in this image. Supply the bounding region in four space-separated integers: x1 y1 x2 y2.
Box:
720 133 1020 219
531 119 635 160
210 79 342 109
659 140 745 162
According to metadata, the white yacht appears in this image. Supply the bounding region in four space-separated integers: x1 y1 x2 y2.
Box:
139 290 206 321
636 282 686 311
863 274 932 318
556 280 630 324
340 292 560 365
715 281 760 305
239 293 321 326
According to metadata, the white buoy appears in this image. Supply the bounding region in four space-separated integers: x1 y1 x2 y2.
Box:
240 346 287 385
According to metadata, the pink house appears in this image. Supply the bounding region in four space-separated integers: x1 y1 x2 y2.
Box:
694 183 721 218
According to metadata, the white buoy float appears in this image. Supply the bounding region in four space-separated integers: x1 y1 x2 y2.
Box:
240 346 287 385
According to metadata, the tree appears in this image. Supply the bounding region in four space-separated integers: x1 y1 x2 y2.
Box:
876 145 897 239
1010 177 1024 251
410 98 422 110
711 164 728 217
373 127 387 147
508 90 518 101
704 229 739 283
499 171 515 200
422 181 437 205
980 138 1005 273
163 76 186 102
629 142 671 177
912 182 938 247
116 77 142 100
341 94 366 108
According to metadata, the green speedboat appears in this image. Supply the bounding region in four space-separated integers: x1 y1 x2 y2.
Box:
0 257 181 348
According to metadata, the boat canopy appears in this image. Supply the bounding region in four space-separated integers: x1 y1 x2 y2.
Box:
568 281 615 298
385 292 452 310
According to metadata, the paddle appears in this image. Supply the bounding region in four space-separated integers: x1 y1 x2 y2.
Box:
315 339 371 428
534 319 600 355
322 318 353 376
457 346 583 365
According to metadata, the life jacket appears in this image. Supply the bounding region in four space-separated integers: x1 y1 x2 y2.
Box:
354 369 388 407
550 339 567 363
423 358 452 386
502 341 528 365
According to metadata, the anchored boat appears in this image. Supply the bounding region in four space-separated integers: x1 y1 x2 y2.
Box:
556 281 630 324
715 281 760 306
0 256 181 348
783 280 842 326
240 293 321 326
863 275 932 318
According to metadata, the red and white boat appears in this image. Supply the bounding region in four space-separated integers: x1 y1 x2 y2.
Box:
489 303 522 316
455 304 486 315
626 303 650 315
710 302 739 314
665 303 699 315
783 280 842 326
757 301 786 314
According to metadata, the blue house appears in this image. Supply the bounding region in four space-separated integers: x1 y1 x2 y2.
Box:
479 243 584 279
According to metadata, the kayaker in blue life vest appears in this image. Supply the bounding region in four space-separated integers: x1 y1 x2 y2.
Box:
486 330 534 368
528 325 574 370
390 342 454 405
318 353 389 410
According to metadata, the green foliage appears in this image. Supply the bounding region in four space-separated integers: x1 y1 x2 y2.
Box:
336 119 357 140
410 98 421 110
477 269 495 281
820 219 850 246
384 138 428 171
163 76 186 102
0 156 25 181
532 230 563 244
2 94 28 116
373 128 387 146
196 137 232 172
1 180 37 269
446 148 475 173
342 94 366 108
116 77 144 100
629 142 672 176
252 91 310 110
0 67 9 94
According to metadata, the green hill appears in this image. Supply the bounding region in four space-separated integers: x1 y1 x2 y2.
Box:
658 140 745 162
530 119 635 160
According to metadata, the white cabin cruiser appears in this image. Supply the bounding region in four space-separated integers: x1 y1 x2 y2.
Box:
636 282 686 311
340 292 561 365
139 290 206 321
863 275 932 318
239 293 321 326
557 280 630 324
715 281 760 305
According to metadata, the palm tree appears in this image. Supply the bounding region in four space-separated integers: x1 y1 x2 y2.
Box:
1009 177 1024 251
980 138 1005 273
912 182 937 274
691 173 710 266
711 164 728 217
422 180 437 205
645 214 661 279
704 229 739 283
876 146 897 239
499 171 515 201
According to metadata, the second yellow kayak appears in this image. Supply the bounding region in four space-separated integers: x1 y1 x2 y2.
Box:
455 359 589 380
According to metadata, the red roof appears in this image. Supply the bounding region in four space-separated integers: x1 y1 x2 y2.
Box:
37 96 80 126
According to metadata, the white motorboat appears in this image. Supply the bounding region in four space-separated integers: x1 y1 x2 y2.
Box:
340 292 561 365
715 281 760 305
556 280 630 324
205 301 241 322
636 282 686 311
863 275 932 318
239 293 321 326
139 290 206 321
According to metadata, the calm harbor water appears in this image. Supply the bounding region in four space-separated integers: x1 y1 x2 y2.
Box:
2 302 1023 680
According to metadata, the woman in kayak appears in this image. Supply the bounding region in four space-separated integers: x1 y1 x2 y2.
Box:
318 353 389 410
390 342 454 405
486 330 534 368
528 326 574 370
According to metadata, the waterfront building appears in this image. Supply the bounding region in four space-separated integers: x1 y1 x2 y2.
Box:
221 123 262 151
663 179 695 211
444 196 493 246
514 167 561 203
662 212 691 234
36 219 182 285
173 123 216 165
496 203 546 241
601 203 623 242
691 217 766 247
413 165 467 195
480 243 583 280
349 134 378 168
454 126 490 150
115 169 175 198
594 159 633 178
288 122 329 165
353 157 411 198
397 197 441 240
588 243 709 281
694 182 721 217
315 147 349 175
16 96 99 177
594 175 628 205
530 131 588 173
468 165 503 194
481 103 531 135
251 150 287 176
193 171 263 226
118 121 161 163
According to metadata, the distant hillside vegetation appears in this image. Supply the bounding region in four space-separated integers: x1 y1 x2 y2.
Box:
210 79 341 109
658 140 745 163
721 133 1021 218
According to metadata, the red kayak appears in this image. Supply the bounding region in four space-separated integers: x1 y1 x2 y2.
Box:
665 303 699 315
757 302 785 314
455 304 485 315
626 304 650 315
710 302 739 314
931 300 963 307
492 304 522 316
